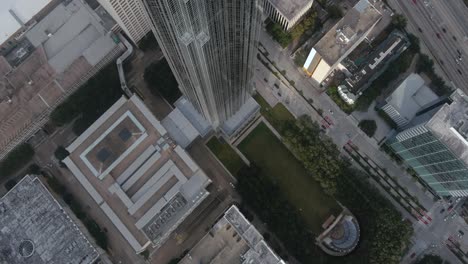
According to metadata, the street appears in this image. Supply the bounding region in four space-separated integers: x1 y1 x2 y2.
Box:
388 0 468 92
255 19 468 263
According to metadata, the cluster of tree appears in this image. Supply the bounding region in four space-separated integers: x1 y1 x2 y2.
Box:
45 174 108 250
274 116 413 263
144 59 182 104
54 146 70 167
236 164 314 262
138 33 159 52
289 12 318 40
50 64 122 134
416 54 452 96
358 119 377 137
354 49 414 110
266 22 292 48
0 143 34 178
415 254 448 264
266 11 317 48
389 13 452 96
333 168 413 264
282 117 343 195
327 5 343 19
391 14 408 30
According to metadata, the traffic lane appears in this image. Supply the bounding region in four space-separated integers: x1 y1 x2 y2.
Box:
390 0 466 87
404 0 467 85
411 1 468 77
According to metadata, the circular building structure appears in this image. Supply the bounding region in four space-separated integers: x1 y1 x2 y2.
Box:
18 240 35 258
317 211 360 256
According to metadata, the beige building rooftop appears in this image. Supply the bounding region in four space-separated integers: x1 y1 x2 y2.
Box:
314 0 382 66
63 95 211 253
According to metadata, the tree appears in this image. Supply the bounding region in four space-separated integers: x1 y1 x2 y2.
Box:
0 143 35 178
415 254 447 264
407 33 421 53
391 14 407 30
416 54 434 74
138 33 159 51
54 146 70 161
266 22 292 48
327 5 343 19
144 59 182 104
359 120 377 137
4 179 17 191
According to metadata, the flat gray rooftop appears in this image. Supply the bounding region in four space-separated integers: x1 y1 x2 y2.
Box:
268 0 312 20
179 205 285 264
0 175 98 264
314 0 382 66
385 73 438 121
426 90 468 167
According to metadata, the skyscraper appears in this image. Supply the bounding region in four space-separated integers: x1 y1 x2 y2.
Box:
141 0 262 127
387 90 468 197
97 0 151 44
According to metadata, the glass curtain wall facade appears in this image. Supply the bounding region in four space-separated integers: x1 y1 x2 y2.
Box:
388 124 468 197
141 0 262 127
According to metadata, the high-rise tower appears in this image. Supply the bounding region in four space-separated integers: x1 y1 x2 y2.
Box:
141 0 262 127
97 0 152 44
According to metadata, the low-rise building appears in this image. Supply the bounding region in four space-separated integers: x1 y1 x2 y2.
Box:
380 73 439 128
0 175 99 264
263 0 313 31
387 90 468 197
63 95 211 252
303 0 382 83
179 205 286 264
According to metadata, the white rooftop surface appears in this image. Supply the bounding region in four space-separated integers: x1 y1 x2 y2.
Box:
385 73 438 121
0 175 98 264
268 0 312 20
64 95 211 252
179 205 285 264
25 0 117 73
162 108 200 148
221 97 260 137
0 0 52 45
425 90 468 167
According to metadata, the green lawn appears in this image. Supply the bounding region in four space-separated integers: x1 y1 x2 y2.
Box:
206 137 245 175
238 123 341 233
253 94 295 133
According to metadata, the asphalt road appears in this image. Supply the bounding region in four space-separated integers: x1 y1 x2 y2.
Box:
388 0 468 92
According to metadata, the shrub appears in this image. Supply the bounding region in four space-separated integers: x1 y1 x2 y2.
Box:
327 5 343 19
0 143 34 178
4 179 18 191
54 146 70 161
359 120 377 137
266 22 292 48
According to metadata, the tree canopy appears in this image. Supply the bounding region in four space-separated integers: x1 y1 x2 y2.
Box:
359 119 377 137
144 59 181 104
415 254 448 264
